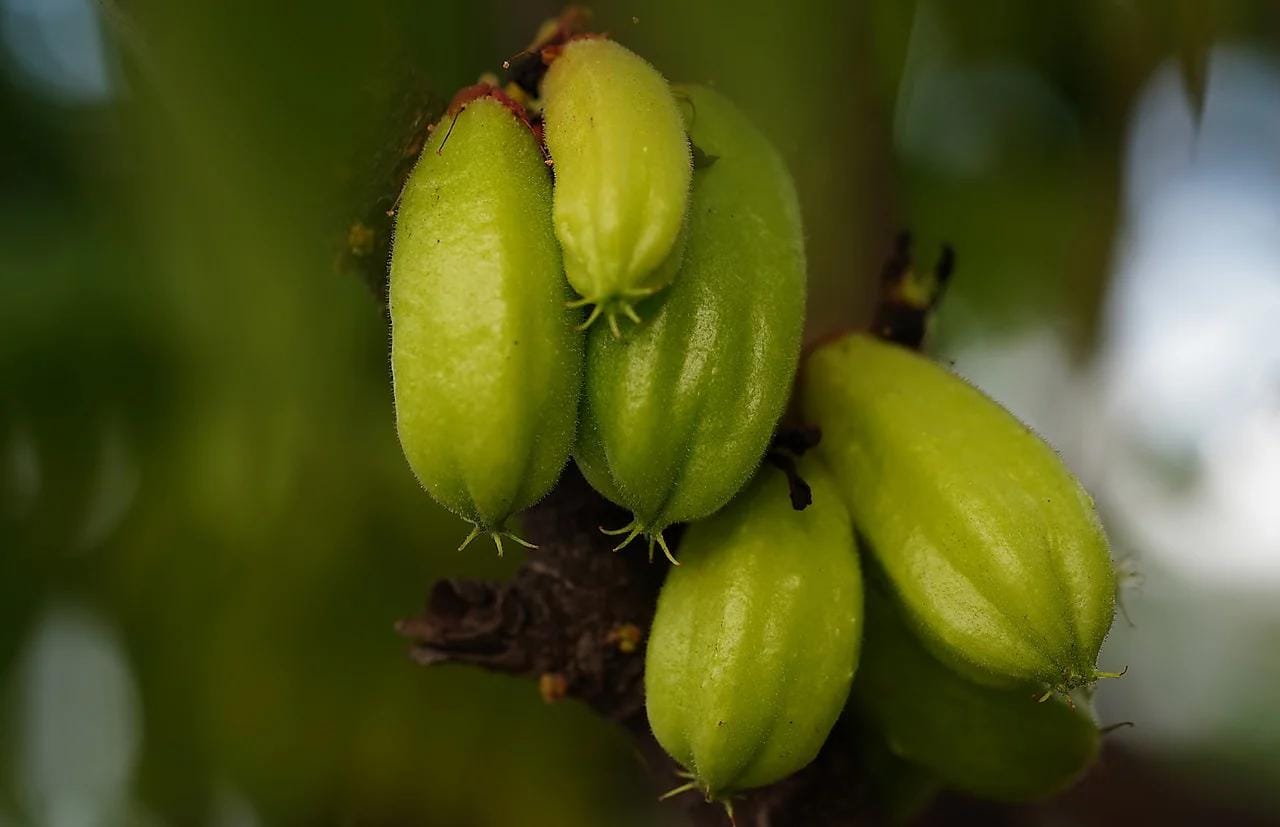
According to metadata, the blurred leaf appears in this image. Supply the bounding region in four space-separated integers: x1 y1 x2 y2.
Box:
334 64 440 312
866 0 922 107
1175 0 1213 125
15 605 140 826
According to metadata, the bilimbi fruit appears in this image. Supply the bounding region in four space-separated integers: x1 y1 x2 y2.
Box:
574 84 805 561
381 13 1121 808
645 458 862 801
802 333 1117 692
852 587 1101 802
389 87 583 554
540 37 692 335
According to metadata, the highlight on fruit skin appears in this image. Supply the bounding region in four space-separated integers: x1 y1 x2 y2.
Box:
645 458 862 801
573 84 806 555
852 586 1102 802
802 332 1117 693
389 88 583 554
540 36 692 335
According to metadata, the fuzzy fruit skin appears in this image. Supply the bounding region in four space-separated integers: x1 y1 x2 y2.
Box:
574 84 805 538
853 588 1100 802
645 458 862 798
541 38 692 317
390 97 582 535
802 334 1115 691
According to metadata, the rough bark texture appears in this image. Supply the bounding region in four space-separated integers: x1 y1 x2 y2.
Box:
397 469 659 727
397 467 880 826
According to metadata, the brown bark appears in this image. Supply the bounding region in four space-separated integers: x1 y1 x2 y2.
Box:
396 467 881 826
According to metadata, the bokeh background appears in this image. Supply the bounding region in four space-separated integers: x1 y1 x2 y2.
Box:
3 1 1280 825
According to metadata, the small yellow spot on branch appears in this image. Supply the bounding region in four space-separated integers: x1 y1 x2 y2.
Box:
538 672 568 703
346 222 376 257
606 623 643 654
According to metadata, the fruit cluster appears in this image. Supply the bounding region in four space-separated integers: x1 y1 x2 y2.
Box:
648 333 1118 813
388 16 1118 817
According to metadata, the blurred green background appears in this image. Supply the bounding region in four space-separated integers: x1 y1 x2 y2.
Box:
3 1 1280 825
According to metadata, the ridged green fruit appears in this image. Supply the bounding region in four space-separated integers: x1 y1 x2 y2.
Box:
390 93 582 553
853 588 1100 802
541 38 692 334
802 333 1116 691
645 458 862 800
575 84 805 561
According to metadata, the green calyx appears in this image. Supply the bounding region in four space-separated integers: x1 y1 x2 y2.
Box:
599 518 677 565
567 290 651 339
1040 666 1129 701
456 522 538 557
658 773 738 824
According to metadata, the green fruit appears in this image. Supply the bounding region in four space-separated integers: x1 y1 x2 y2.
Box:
645 458 862 799
575 84 806 559
802 333 1116 691
541 38 692 334
390 91 583 553
853 588 1100 802
856 735 939 825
